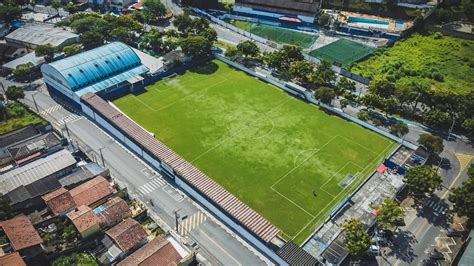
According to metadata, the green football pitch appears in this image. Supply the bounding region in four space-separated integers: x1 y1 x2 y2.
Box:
113 60 396 243
309 39 376 66
232 20 317 48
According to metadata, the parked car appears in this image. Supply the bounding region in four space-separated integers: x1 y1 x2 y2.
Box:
429 249 445 260
368 244 380 256
447 228 463 237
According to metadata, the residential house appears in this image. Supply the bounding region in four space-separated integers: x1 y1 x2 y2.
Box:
42 187 76 216
0 216 43 259
69 176 115 207
66 206 101 238
94 197 132 228
0 252 26 266
118 235 193 266
100 218 148 264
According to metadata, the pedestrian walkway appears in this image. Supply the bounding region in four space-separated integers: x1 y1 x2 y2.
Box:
178 211 207 236
424 198 448 216
137 177 166 195
55 113 81 126
39 104 63 116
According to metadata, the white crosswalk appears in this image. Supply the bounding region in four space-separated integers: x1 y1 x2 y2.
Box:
39 104 63 116
178 211 207 236
55 114 81 126
137 177 166 195
425 198 448 215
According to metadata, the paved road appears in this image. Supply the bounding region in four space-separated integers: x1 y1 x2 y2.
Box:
22 89 269 266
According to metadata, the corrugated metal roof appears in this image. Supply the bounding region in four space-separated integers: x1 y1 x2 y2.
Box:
46 42 149 91
5 24 78 47
277 241 320 266
0 149 76 194
81 93 280 243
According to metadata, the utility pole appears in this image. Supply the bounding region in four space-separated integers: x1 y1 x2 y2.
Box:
98 147 105 167
64 122 70 138
32 93 39 113
173 209 181 232
447 116 456 141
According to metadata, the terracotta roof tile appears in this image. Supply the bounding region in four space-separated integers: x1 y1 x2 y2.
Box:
117 236 182 266
69 176 114 207
66 205 100 233
81 93 279 242
105 218 148 252
41 187 76 216
0 252 26 266
94 197 132 227
0 216 42 251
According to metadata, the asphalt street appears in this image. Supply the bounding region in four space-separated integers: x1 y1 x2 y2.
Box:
22 89 268 266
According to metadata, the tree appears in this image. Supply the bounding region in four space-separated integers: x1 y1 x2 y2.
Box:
462 118 474 136
237 40 260 58
110 26 135 46
340 98 350 112
201 27 218 43
289 60 314 83
315 87 336 105
63 44 82 57
318 12 331 27
12 63 34 80
5 86 24 101
143 0 167 23
424 108 451 128
310 60 336 87
404 166 442 197
468 164 474 178
417 133 444 155
63 3 79 14
180 36 212 59
80 31 104 50
52 252 98 266
224 47 240 60
361 93 383 110
343 218 371 258
35 44 57 62
265 45 304 71
368 78 396 99
382 98 400 115
449 177 474 221
337 77 356 93
69 15 109 34
173 14 193 34
0 3 21 23
370 197 404 229
389 122 409 138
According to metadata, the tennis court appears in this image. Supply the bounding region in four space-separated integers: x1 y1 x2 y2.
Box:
233 20 318 48
309 38 376 66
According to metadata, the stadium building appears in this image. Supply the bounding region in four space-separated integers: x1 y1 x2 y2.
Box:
41 42 150 107
233 0 321 23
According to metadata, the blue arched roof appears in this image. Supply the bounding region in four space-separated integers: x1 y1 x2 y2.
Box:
47 42 145 91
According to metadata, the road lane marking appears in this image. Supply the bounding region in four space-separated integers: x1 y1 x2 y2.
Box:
441 153 473 199
200 230 242 266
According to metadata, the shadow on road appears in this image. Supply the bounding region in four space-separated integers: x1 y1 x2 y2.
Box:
386 229 417 263
412 196 450 228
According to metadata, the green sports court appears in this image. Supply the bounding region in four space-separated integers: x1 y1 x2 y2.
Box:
309 38 376 66
112 60 396 243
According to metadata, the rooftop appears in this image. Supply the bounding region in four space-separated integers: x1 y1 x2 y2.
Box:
277 241 320 266
41 42 149 96
0 252 26 266
7 131 62 165
0 216 43 251
94 197 131 227
42 187 76 216
5 24 78 47
117 236 182 266
66 205 100 233
7 175 61 205
0 149 76 194
106 218 148 252
58 162 107 188
2 51 46 71
69 176 114 207
0 125 39 149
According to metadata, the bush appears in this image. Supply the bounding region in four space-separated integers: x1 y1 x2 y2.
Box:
358 110 370 121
